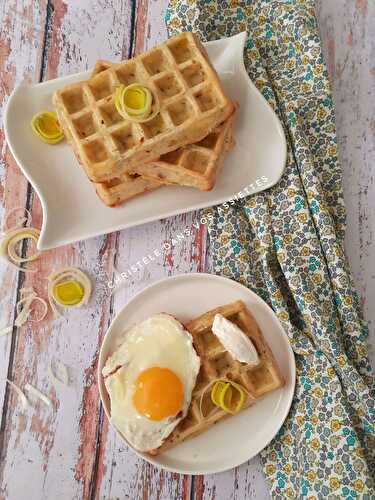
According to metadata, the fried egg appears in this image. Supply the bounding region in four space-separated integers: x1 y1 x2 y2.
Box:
103 313 200 452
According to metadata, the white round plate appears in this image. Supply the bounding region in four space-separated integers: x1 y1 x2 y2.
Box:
5 32 286 250
98 273 295 475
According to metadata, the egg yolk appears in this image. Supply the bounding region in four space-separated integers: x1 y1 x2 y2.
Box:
133 367 183 421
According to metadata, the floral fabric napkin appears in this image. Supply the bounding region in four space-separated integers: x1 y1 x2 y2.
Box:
166 1 375 497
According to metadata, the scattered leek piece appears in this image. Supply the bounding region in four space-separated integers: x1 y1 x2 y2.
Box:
15 288 48 327
31 111 64 144
48 359 69 387
0 326 13 337
0 290 47 333
0 227 40 272
6 380 29 411
3 207 31 232
24 383 52 407
47 267 91 316
53 280 84 306
114 83 159 123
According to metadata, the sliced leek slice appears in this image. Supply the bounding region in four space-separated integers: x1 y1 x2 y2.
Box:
114 83 159 123
7 380 29 410
15 288 48 326
211 380 245 415
199 378 248 418
0 227 40 272
3 207 31 232
48 267 91 316
25 383 52 407
31 111 64 144
53 280 84 306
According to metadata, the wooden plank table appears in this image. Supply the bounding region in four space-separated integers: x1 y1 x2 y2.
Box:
0 1 374 498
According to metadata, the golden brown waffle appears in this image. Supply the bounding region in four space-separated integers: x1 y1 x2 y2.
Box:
91 60 236 191
91 60 112 76
150 300 284 455
94 116 233 203
53 32 234 183
95 173 162 207
91 61 164 206
132 114 235 191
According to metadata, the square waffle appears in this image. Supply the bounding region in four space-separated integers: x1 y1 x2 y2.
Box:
53 32 234 183
131 114 234 191
150 300 284 455
91 60 236 191
91 60 165 206
94 173 163 207
93 115 233 204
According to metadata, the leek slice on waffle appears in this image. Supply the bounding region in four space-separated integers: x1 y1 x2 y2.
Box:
114 83 159 123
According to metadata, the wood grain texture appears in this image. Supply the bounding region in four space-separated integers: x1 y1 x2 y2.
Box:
0 2 133 499
0 4 47 499
0 1 374 499
315 0 375 368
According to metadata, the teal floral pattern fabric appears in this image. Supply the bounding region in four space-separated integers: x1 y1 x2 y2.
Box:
166 1 375 497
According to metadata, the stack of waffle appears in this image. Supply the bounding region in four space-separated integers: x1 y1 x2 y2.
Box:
53 33 236 207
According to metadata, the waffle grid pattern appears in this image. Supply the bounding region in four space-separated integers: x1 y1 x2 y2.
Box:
91 60 235 194
94 173 163 207
54 32 233 182
132 113 235 191
150 300 284 455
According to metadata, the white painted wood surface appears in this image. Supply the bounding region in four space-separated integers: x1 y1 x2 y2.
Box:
0 1 373 499
316 0 375 370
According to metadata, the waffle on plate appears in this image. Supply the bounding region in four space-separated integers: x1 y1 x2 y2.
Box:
94 172 163 207
150 300 284 455
53 32 234 183
91 60 236 193
130 115 234 191
102 301 284 455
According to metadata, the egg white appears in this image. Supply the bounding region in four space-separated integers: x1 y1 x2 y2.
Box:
103 313 200 452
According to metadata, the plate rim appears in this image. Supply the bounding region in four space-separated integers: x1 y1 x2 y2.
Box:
4 32 287 251
97 272 296 475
